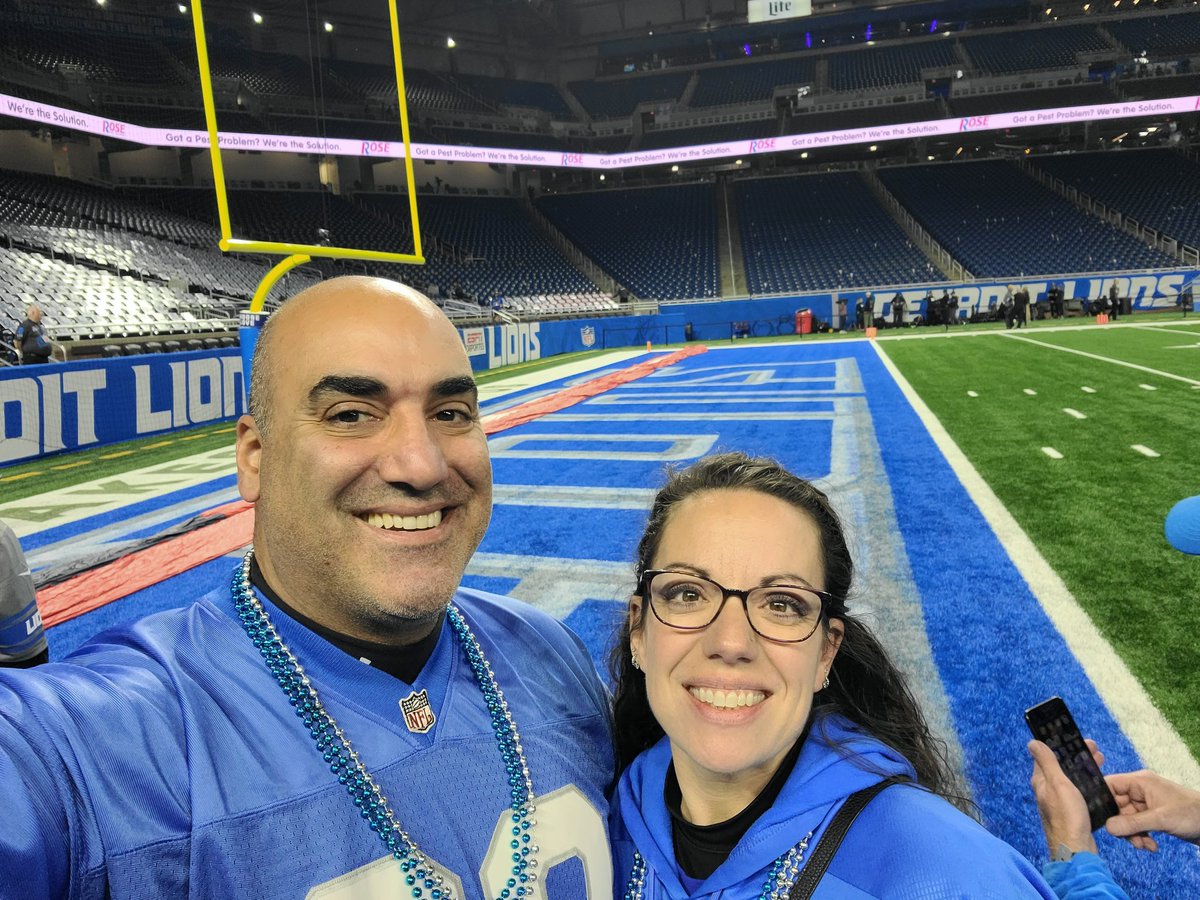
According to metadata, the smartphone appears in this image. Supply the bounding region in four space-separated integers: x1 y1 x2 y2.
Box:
1025 696 1120 831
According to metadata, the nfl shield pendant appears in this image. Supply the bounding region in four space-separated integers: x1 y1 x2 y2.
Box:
400 689 436 734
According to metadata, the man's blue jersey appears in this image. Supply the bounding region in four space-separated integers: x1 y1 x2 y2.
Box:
0 579 614 898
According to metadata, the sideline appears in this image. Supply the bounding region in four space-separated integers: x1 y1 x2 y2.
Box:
1130 323 1200 339
1002 333 1200 386
871 339 1200 788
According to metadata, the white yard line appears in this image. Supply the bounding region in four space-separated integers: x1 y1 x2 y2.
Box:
1131 444 1161 458
871 340 1200 787
1062 409 1087 420
1004 334 1200 386
1138 384 1158 391
1081 386 1097 393
1023 388 1037 395
966 391 979 397
1131 324 1200 338
1041 447 1064 459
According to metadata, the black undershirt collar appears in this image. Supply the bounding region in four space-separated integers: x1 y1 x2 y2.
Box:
665 719 811 881
249 557 442 684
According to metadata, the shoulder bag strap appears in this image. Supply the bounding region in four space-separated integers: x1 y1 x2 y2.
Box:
787 777 904 900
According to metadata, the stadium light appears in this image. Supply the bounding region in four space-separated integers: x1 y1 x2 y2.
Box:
599 174 605 181
95 0 106 6
178 3 187 12
869 144 877 151
735 159 743 165
324 21 334 32
446 36 457 48
252 11 263 24
670 164 679 172
800 151 809 159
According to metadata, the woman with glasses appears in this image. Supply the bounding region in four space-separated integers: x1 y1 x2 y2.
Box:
610 452 1056 898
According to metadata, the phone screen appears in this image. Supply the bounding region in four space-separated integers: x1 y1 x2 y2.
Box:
1025 696 1120 831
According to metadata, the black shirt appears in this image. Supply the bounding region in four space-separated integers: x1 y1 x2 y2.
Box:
249 557 442 684
665 722 811 880
18 317 50 363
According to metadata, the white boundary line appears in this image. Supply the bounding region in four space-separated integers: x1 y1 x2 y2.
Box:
1003 334 1200 386
871 340 1200 786
1131 323 1200 338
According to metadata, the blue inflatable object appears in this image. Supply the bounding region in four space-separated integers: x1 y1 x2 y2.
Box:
1165 495 1200 555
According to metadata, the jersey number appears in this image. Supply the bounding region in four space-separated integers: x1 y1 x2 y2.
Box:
306 786 611 899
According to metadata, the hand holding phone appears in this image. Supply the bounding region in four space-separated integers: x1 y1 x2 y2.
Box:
1026 697 1119 832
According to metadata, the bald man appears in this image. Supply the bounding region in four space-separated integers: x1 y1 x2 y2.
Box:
0 278 614 899
16 303 51 365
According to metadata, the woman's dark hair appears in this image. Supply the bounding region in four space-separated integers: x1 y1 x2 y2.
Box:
610 451 971 812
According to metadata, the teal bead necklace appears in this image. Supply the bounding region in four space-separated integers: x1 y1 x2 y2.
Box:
232 552 540 900
623 828 813 900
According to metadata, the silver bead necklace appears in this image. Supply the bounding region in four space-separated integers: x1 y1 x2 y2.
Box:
623 829 814 900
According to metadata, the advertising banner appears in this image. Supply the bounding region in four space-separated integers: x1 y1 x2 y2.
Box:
748 0 813 23
1 349 244 466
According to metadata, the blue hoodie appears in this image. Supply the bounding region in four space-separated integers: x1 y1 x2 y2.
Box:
613 713 1057 898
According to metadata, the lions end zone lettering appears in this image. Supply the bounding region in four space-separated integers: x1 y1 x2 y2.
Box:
460 324 542 371
836 270 1200 318
0 351 244 465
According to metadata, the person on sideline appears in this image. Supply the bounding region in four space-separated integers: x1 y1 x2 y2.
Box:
0 277 614 898
15 303 52 365
610 452 1056 897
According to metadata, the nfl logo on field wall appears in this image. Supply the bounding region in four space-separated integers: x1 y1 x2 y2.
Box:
400 689 436 733
580 325 596 348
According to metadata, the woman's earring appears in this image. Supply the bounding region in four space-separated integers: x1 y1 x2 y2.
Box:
822 674 830 690
631 649 641 671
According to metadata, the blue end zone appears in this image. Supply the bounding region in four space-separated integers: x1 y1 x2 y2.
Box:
40 342 1200 893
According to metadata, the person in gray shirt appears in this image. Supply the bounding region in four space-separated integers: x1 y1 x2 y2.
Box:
0 521 47 668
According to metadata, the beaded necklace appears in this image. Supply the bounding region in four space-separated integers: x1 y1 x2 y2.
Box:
232 552 540 900
623 829 814 900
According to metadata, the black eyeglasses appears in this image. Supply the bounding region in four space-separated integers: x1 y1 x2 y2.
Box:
637 569 830 643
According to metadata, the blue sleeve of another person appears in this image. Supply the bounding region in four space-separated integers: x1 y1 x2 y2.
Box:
1042 852 1131 900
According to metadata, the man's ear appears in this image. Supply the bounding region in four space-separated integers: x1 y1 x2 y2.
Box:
236 414 263 503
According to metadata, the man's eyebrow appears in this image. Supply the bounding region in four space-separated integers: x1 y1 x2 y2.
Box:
307 375 388 404
434 375 478 400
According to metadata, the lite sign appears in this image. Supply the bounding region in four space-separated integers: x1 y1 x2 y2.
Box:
747 0 812 23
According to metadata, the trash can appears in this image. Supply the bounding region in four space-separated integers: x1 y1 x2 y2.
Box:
796 309 814 335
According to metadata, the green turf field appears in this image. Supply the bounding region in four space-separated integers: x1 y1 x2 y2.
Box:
880 323 1200 759
0 422 238 500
